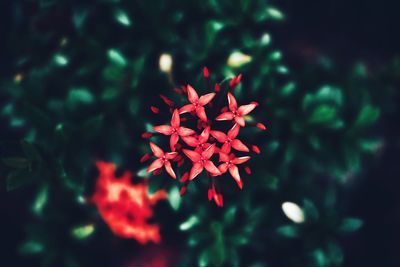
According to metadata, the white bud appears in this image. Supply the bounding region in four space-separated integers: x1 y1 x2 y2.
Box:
159 53 173 73
282 202 305 223
227 51 252 68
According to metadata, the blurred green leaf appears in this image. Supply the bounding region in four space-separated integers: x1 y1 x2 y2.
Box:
338 218 363 233
2 157 30 169
71 224 95 239
276 225 299 238
19 241 44 254
21 140 42 161
6 169 34 191
168 187 181 211
353 105 380 129
114 9 131 26
108 49 127 67
309 105 337 124
67 88 94 107
32 184 49 215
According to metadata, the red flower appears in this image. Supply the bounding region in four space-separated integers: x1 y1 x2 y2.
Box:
179 85 215 121
92 161 167 244
215 92 258 126
153 109 195 151
210 123 249 153
182 126 212 153
183 144 221 180
147 142 178 179
218 153 250 189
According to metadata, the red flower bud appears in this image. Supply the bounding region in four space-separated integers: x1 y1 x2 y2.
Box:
252 145 261 154
214 83 220 92
203 67 209 78
142 132 153 139
140 153 151 163
150 106 160 114
256 122 267 130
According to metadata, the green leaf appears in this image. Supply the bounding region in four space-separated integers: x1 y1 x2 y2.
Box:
108 49 128 67
21 140 42 161
309 105 337 124
168 187 181 211
6 169 34 191
276 225 299 238
338 218 363 233
280 81 296 96
199 250 210 267
179 216 199 231
19 241 44 254
71 224 95 239
2 157 30 169
67 87 94 107
32 184 49 215
353 105 380 129
53 54 68 66
114 9 131 26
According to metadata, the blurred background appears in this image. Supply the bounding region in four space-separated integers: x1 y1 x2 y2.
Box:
0 0 399 266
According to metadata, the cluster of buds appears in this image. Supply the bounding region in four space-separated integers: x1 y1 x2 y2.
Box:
142 68 266 207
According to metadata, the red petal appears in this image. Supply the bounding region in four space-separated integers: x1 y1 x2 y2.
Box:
179 104 195 114
256 122 267 130
252 145 261 154
149 142 164 157
210 130 227 143
229 74 242 89
182 135 198 147
215 112 234 121
201 144 215 159
231 139 249 152
228 165 243 189
214 194 224 207
244 166 252 174
203 67 209 78
164 161 176 179
153 169 162 175
160 94 174 107
219 152 230 162
165 152 178 160
153 125 173 135
234 116 245 127
178 158 185 167
227 92 237 111
232 156 250 165
194 106 207 122
147 159 164 172
187 84 199 103
182 149 201 162
198 126 210 143
208 187 215 201
170 133 179 151
198 93 216 106
238 103 258 116
180 172 189 182
189 162 204 180
204 160 221 176
221 142 232 154
228 123 240 139
150 106 160 113
171 109 180 128
142 132 153 139
180 185 187 196
178 127 196 136
214 83 220 92
218 162 229 173
140 153 151 163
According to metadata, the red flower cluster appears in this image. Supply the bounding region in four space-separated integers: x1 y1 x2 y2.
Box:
143 69 266 207
92 161 167 244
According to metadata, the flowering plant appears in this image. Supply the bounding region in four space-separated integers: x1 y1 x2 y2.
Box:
142 69 266 207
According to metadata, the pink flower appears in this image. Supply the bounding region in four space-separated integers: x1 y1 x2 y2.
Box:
181 126 212 153
183 144 221 180
147 142 178 179
218 153 250 189
179 85 215 122
215 92 258 126
210 123 249 153
153 109 195 151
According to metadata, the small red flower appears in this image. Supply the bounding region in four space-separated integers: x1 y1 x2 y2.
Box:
218 153 250 189
153 109 195 151
147 142 178 179
229 74 242 89
210 123 249 153
182 126 211 153
215 92 258 126
179 85 215 122
183 144 221 180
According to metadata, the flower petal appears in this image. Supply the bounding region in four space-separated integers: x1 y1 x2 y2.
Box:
170 133 179 151
198 93 216 106
221 142 231 154
187 84 199 103
232 156 250 165
179 104 195 114
171 109 180 128
234 116 245 126
198 126 210 143
204 160 221 176
238 103 258 116
231 139 249 152
196 106 208 122
153 125 173 135
201 143 215 159
147 159 164 173
182 149 201 162
228 165 243 189
219 153 230 162
228 123 240 139
210 130 227 143
178 127 196 136
181 136 198 147
218 162 229 173
165 152 178 160
227 92 238 111
215 112 234 121
149 142 164 158
164 161 176 179
189 162 203 180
